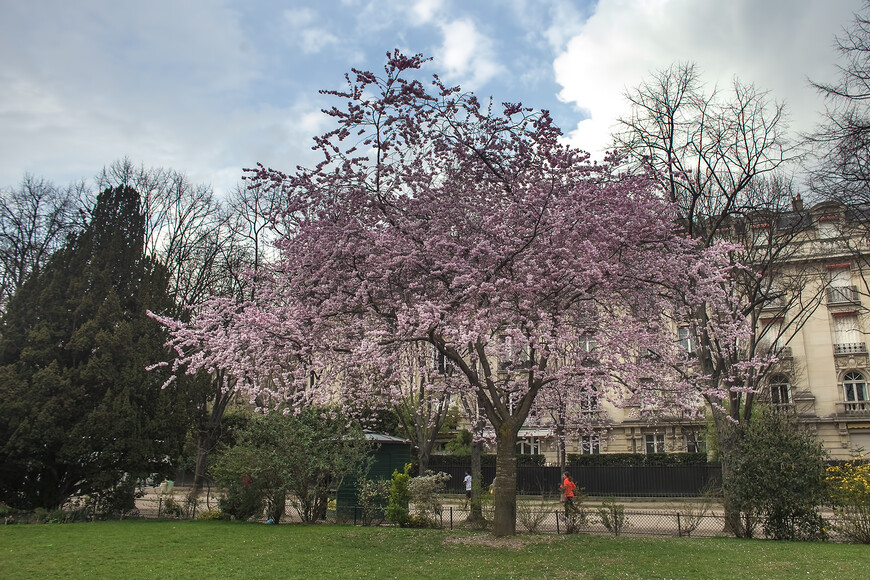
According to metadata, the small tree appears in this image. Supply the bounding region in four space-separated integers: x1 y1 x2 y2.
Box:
213 408 370 524
727 407 828 541
386 464 412 528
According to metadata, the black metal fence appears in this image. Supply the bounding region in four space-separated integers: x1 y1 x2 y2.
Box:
434 465 722 497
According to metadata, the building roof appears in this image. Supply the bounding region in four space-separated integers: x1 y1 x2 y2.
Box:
364 432 411 444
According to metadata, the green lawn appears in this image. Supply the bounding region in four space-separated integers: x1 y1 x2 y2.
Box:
1 521 867 579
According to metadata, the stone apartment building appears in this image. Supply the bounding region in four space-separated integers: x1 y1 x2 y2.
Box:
488 198 870 463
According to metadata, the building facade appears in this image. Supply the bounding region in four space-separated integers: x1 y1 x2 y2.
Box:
496 199 870 463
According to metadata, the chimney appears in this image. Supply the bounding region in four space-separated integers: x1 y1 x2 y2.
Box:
792 193 804 211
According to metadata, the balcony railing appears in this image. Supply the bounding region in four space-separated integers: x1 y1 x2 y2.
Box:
834 342 868 355
836 401 870 415
828 285 859 305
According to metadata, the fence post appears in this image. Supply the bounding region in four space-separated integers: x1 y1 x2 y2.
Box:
158 497 162 518
450 507 453 530
676 512 682 537
555 510 560 534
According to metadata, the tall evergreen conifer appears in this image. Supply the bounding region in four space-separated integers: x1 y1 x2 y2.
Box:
0 186 191 511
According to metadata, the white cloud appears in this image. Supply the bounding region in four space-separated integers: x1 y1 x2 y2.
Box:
553 0 864 158
411 0 444 25
283 7 317 26
0 0 322 194
282 9 341 54
437 18 504 88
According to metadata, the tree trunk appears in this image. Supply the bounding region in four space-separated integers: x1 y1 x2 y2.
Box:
190 386 233 497
555 419 567 472
492 427 519 536
190 430 216 496
417 444 430 475
467 437 485 524
714 413 750 537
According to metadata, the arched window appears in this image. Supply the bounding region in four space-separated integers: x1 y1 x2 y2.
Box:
843 371 869 403
769 375 791 406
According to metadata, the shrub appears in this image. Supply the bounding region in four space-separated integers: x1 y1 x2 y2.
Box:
597 497 627 536
160 497 184 519
673 484 718 537
517 495 551 533
357 478 390 526
726 407 828 541
82 474 141 519
408 471 451 527
218 482 264 522
197 508 227 521
427 453 545 467
567 452 710 466
826 457 870 543
212 407 370 524
386 464 412 527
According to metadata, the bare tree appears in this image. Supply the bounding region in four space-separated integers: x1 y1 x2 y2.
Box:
808 2 870 308
222 179 286 299
96 159 236 313
98 159 284 495
614 64 826 536
0 175 86 313
809 1 870 206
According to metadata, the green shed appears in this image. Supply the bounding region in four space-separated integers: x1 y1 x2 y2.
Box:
335 433 411 521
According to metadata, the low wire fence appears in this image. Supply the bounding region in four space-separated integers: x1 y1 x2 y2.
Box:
326 505 732 538
131 491 847 541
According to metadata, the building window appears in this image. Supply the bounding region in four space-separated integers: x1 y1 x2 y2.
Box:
579 333 596 353
844 371 869 403
579 434 600 455
759 318 784 353
833 314 865 354
517 437 540 455
645 433 666 454
752 224 770 247
433 349 454 376
818 218 840 239
769 374 791 405
685 432 706 454
579 387 598 414
678 327 696 355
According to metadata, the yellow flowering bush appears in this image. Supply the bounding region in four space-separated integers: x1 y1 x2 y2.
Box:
826 456 870 543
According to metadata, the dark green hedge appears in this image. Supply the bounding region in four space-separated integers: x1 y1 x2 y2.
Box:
427 454 546 467
566 453 712 466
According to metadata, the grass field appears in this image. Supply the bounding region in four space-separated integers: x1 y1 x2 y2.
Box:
1 520 867 579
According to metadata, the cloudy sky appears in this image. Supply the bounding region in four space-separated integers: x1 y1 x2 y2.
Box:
0 0 864 196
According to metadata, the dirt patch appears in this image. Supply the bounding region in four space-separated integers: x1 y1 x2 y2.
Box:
443 534 564 549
